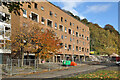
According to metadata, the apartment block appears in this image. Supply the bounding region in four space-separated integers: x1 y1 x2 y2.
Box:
0 4 11 64
0 5 11 54
11 1 90 62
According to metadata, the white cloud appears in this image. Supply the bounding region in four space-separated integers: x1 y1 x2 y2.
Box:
61 1 85 19
59 1 111 20
83 4 111 14
62 2 80 15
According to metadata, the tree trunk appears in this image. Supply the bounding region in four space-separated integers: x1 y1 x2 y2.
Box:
21 52 24 67
38 57 41 64
53 53 55 63
21 46 24 67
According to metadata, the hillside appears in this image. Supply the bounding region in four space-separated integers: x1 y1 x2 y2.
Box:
64 10 119 55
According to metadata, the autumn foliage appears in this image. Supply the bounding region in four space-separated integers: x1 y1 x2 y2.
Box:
11 23 62 60
31 27 62 60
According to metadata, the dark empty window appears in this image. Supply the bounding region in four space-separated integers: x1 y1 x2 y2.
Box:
60 43 63 48
87 49 89 53
34 3 37 9
59 25 63 31
87 37 89 41
31 13 38 22
76 32 78 37
82 29 84 32
5 27 10 30
50 11 53 16
82 35 84 39
68 45 71 50
77 40 79 44
77 26 79 29
82 48 84 52
65 19 67 22
79 47 81 52
41 17 45 22
47 20 52 27
76 46 78 51
70 22 72 26
65 44 67 49
61 17 63 22
68 29 72 34
79 34 81 37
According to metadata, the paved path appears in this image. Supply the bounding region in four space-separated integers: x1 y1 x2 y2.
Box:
0 64 2 80
6 64 107 78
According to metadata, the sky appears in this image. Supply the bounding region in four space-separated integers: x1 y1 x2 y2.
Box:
48 1 118 31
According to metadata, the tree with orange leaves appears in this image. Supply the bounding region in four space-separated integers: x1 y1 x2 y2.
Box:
31 28 62 63
11 22 62 65
11 24 37 66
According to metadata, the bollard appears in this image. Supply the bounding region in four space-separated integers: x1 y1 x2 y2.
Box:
29 60 30 67
59 63 62 69
37 60 38 70
34 59 36 72
18 59 20 67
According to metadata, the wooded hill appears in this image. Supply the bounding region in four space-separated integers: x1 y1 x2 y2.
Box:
63 10 120 55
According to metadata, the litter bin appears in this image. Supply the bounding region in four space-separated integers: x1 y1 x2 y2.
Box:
63 60 71 66
70 61 77 66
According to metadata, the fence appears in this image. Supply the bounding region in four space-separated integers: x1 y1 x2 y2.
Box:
2 58 67 76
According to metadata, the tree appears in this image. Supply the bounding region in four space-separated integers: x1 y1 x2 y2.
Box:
31 28 62 63
104 24 119 35
11 22 62 65
81 18 88 24
11 24 35 66
2 1 31 15
74 15 80 21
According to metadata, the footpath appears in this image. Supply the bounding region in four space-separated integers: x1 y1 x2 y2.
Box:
0 64 2 80
3 64 107 78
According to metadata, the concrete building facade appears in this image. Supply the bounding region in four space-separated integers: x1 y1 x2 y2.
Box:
11 1 90 62
0 4 11 65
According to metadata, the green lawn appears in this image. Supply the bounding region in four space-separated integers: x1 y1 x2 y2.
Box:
75 70 120 79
